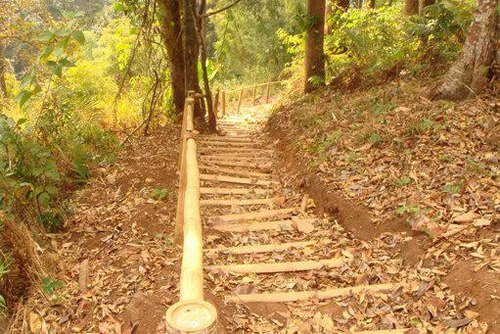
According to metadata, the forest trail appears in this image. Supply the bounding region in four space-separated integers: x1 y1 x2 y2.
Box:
188 105 489 333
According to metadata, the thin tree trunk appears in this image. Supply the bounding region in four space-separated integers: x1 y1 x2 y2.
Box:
430 0 499 100
158 0 185 115
403 0 419 15
196 0 217 132
325 1 332 34
369 0 376 9
0 45 7 98
182 0 204 119
304 0 326 93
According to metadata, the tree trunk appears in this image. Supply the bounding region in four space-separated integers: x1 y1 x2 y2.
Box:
403 0 419 15
369 0 376 9
304 0 326 93
325 1 332 35
0 45 7 98
196 0 217 132
422 0 435 6
182 0 204 119
336 0 350 9
158 0 185 115
430 0 499 100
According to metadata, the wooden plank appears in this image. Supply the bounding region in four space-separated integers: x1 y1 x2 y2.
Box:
199 160 272 171
200 187 270 195
206 258 347 274
199 147 273 153
209 207 299 224
200 198 273 206
200 174 277 186
226 283 399 303
200 141 266 148
215 219 317 232
204 241 314 255
199 165 270 178
200 155 270 162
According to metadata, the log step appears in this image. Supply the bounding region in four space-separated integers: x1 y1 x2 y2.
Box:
206 258 347 274
200 155 270 162
199 165 270 178
204 241 314 255
200 174 277 186
209 208 299 224
199 160 272 171
200 136 262 143
214 219 317 232
200 187 270 195
226 283 399 303
200 141 267 148
200 198 273 206
199 147 272 153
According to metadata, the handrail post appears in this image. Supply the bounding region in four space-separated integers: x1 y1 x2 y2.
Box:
221 90 226 119
265 81 271 103
252 85 257 105
237 88 243 114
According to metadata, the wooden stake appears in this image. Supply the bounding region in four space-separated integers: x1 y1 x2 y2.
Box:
237 88 243 114
206 258 347 274
205 241 314 255
226 283 399 303
265 81 271 103
252 85 257 105
221 90 226 118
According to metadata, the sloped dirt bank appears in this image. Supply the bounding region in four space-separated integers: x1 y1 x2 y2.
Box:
266 79 499 331
9 126 185 333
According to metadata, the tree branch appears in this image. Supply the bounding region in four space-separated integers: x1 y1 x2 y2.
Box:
200 0 245 18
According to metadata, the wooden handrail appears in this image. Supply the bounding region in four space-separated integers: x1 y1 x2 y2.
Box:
167 95 217 333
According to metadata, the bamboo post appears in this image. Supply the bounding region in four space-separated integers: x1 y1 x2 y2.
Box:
174 98 194 245
213 90 219 120
237 88 243 114
252 85 257 105
265 81 271 103
221 90 226 118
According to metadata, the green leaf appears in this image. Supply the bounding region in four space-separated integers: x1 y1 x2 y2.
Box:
40 45 54 60
62 10 75 19
59 57 75 67
16 90 34 107
113 2 126 12
20 74 35 89
53 47 64 57
37 30 55 42
71 30 86 45
41 277 63 295
47 61 63 77
55 28 72 37
38 192 50 208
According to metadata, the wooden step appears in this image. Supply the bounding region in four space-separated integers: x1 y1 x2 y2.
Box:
199 160 272 171
200 136 261 143
206 258 347 274
209 208 299 224
200 187 270 195
199 165 270 178
200 155 270 162
226 283 399 303
215 219 317 232
200 141 266 148
199 147 273 154
200 174 277 186
200 198 273 206
204 241 314 255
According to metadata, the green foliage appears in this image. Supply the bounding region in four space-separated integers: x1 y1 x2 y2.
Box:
396 204 421 216
41 277 63 295
442 182 461 194
407 118 440 135
0 252 9 318
397 177 412 186
151 188 174 201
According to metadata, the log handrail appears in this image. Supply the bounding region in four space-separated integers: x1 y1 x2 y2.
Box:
167 93 217 333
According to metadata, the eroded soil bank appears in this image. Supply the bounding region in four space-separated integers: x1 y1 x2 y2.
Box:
266 79 499 331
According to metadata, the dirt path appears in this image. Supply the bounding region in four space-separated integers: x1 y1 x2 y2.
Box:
196 106 489 332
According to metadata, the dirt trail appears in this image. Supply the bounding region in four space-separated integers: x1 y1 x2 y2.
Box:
197 105 490 333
